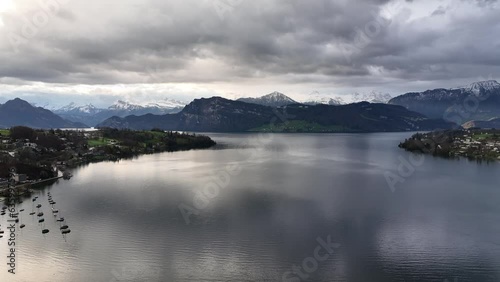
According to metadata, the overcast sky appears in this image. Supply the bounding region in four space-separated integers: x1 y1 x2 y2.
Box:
0 0 499 107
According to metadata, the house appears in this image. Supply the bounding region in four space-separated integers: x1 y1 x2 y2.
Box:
13 173 27 183
0 178 8 187
24 142 38 148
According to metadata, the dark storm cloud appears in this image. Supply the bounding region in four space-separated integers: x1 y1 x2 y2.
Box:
0 0 498 93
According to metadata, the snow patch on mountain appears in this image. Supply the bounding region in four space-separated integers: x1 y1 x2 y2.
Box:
56 103 102 114
304 93 344 105
237 92 298 107
109 100 144 111
109 99 186 111
304 91 391 105
455 80 500 95
351 92 392 104
142 98 186 109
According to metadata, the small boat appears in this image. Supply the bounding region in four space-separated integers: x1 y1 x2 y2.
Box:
1 212 5 216
20 209 25 212
36 204 42 208
37 212 44 217
20 224 25 229
38 218 45 223
56 218 65 222
1 206 7 210
42 229 49 234
60 225 69 230
0 231 4 234
62 229 71 234
52 209 59 213
50 202 56 205
19 201 23 204
32 198 37 202
30 212 35 215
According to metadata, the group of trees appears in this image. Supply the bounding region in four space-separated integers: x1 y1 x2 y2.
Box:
1 127 71 180
99 128 216 153
8 126 88 151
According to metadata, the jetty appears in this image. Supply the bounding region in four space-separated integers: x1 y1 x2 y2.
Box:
0 176 63 198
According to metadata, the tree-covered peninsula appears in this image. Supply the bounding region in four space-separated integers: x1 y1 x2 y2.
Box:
0 126 216 182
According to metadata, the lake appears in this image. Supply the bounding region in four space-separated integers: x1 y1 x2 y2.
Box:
1 132 500 281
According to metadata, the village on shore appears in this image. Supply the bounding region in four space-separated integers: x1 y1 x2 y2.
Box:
399 128 500 161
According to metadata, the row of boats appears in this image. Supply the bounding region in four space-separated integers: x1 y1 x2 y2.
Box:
40 192 72 235
0 191 72 237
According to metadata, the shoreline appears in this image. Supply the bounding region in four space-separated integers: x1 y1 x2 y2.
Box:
399 129 500 162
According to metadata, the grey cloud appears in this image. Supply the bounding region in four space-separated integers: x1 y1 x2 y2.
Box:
0 0 498 97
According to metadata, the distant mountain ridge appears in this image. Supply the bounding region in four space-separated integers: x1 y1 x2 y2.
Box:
389 80 500 122
304 91 391 106
57 103 103 115
0 98 87 128
55 98 186 126
98 96 456 133
304 96 344 106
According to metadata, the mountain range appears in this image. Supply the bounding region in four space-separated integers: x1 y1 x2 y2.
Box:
237 91 393 107
54 99 185 126
0 98 87 129
389 80 500 124
3 80 499 131
97 96 455 133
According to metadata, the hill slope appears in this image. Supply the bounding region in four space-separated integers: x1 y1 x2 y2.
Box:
0 98 87 128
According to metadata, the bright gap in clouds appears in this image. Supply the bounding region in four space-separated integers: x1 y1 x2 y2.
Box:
0 0 16 27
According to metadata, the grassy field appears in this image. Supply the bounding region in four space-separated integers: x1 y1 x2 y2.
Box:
87 138 115 147
473 133 500 141
0 129 10 136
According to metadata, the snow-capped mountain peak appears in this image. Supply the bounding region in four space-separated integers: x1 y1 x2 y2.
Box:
58 102 77 112
56 102 102 114
109 99 186 111
108 100 144 111
78 104 100 114
304 94 344 106
237 92 297 107
262 92 297 103
304 91 391 105
461 80 500 94
351 91 392 104
143 98 186 109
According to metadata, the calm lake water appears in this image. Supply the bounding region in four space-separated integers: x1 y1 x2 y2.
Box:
1 132 500 282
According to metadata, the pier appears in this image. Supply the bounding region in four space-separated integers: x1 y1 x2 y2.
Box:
0 176 63 198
